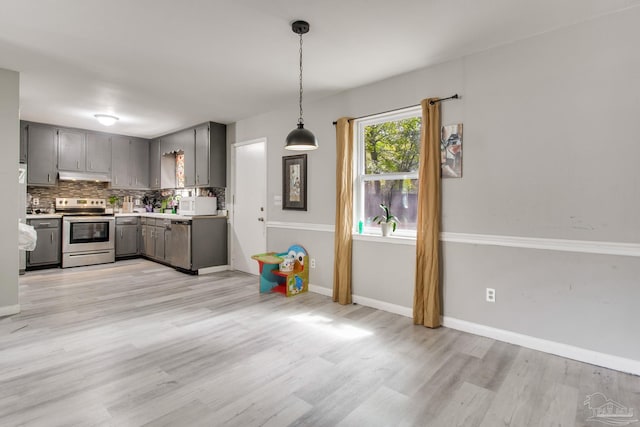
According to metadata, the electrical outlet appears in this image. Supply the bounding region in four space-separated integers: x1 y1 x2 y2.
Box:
310 258 316 269
32 197 39 206
486 288 496 303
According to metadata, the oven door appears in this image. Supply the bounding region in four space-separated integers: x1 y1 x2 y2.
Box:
63 216 115 253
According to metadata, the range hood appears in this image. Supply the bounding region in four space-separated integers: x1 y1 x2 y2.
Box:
58 171 112 182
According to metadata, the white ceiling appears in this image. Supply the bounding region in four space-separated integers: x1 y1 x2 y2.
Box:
1 0 638 138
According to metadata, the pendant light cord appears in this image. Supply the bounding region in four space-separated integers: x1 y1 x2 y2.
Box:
298 32 304 125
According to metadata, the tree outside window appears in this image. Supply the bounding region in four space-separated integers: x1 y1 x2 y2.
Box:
355 108 421 235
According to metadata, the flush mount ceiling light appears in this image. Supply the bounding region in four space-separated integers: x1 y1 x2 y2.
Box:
285 20 318 151
94 114 119 126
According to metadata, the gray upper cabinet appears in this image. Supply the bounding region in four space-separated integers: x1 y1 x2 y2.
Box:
152 122 227 190
111 136 150 189
20 124 27 163
195 125 208 186
149 139 161 189
86 133 112 173
195 122 226 187
131 138 149 189
26 123 57 186
59 128 115 174
180 130 196 188
58 128 86 171
111 135 130 188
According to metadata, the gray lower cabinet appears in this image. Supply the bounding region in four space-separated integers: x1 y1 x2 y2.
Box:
113 215 227 272
168 217 227 272
142 218 155 257
191 217 227 270
140 218 171 263
115 217 139 258
154 225 165 260
27 218 61 267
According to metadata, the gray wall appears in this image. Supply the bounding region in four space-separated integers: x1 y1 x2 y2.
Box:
230 8 640 360
0 68 19 312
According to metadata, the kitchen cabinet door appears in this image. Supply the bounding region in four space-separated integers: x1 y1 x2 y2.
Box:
86 132 112 173
116 224 138 257
154 226 165 260
58 128 86 171
149 139 161 189
195 125 209 186
164 227 172 264
131 138 149 189
26 124 57 186
28 227 60 266
177 129 195 188
209 122 226 187
140 224 148 255
20 123 27 163
195 122 226 188
111 136 131 189
144 224 155 257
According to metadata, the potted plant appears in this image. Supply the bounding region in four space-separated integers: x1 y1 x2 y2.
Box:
372 203 398 236
108 195 120 212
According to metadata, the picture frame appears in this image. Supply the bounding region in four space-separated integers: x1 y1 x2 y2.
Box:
282 154 307 210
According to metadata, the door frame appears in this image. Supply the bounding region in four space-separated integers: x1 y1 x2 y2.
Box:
230 137 267 272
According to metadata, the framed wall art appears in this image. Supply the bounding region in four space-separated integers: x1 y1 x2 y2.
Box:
282 154 307 210
441 123 463 178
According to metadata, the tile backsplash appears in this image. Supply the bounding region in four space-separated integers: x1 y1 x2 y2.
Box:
27 181 225 211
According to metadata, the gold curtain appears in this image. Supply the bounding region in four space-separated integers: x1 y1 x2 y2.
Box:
413 99 442 328
333 117 354 305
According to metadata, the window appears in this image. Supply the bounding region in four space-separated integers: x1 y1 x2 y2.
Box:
354 106 421 236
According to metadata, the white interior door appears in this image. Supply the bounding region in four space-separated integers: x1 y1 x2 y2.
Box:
231 138 266 275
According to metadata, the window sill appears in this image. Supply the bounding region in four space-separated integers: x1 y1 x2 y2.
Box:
352 233 416 246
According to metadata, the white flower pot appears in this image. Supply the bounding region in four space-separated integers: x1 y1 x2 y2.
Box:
381 222 393 236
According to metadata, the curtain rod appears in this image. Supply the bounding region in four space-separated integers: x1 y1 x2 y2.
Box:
332 94 459 125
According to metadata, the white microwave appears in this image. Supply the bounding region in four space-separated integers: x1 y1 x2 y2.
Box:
178 196 217 216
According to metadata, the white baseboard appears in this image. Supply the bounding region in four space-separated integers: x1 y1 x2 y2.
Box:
442 316 640 376
0 304 20 317
351 295 414 318
306 286 640 375
308 284 413 317
198 265 229 275
308 284 332 297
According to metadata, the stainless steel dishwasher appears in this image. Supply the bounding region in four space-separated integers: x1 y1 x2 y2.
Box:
170 220 191 270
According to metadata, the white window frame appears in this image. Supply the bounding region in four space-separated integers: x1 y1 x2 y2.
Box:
353 105 422 238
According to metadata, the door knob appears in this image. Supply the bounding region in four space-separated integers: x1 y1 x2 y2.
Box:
257 217 264 222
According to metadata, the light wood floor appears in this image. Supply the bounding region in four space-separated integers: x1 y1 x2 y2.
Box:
1 260 638 426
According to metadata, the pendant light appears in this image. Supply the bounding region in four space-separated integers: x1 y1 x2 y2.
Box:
285 20 318 151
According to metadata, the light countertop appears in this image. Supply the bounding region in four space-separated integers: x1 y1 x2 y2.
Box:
25 213 226 220
26 214 63 219
115 213 227 220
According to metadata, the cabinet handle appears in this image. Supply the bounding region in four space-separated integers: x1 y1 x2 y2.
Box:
47 173 51 182
50 232 54 243
76 160 80 169
120 229 123 238
38 222 51 226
